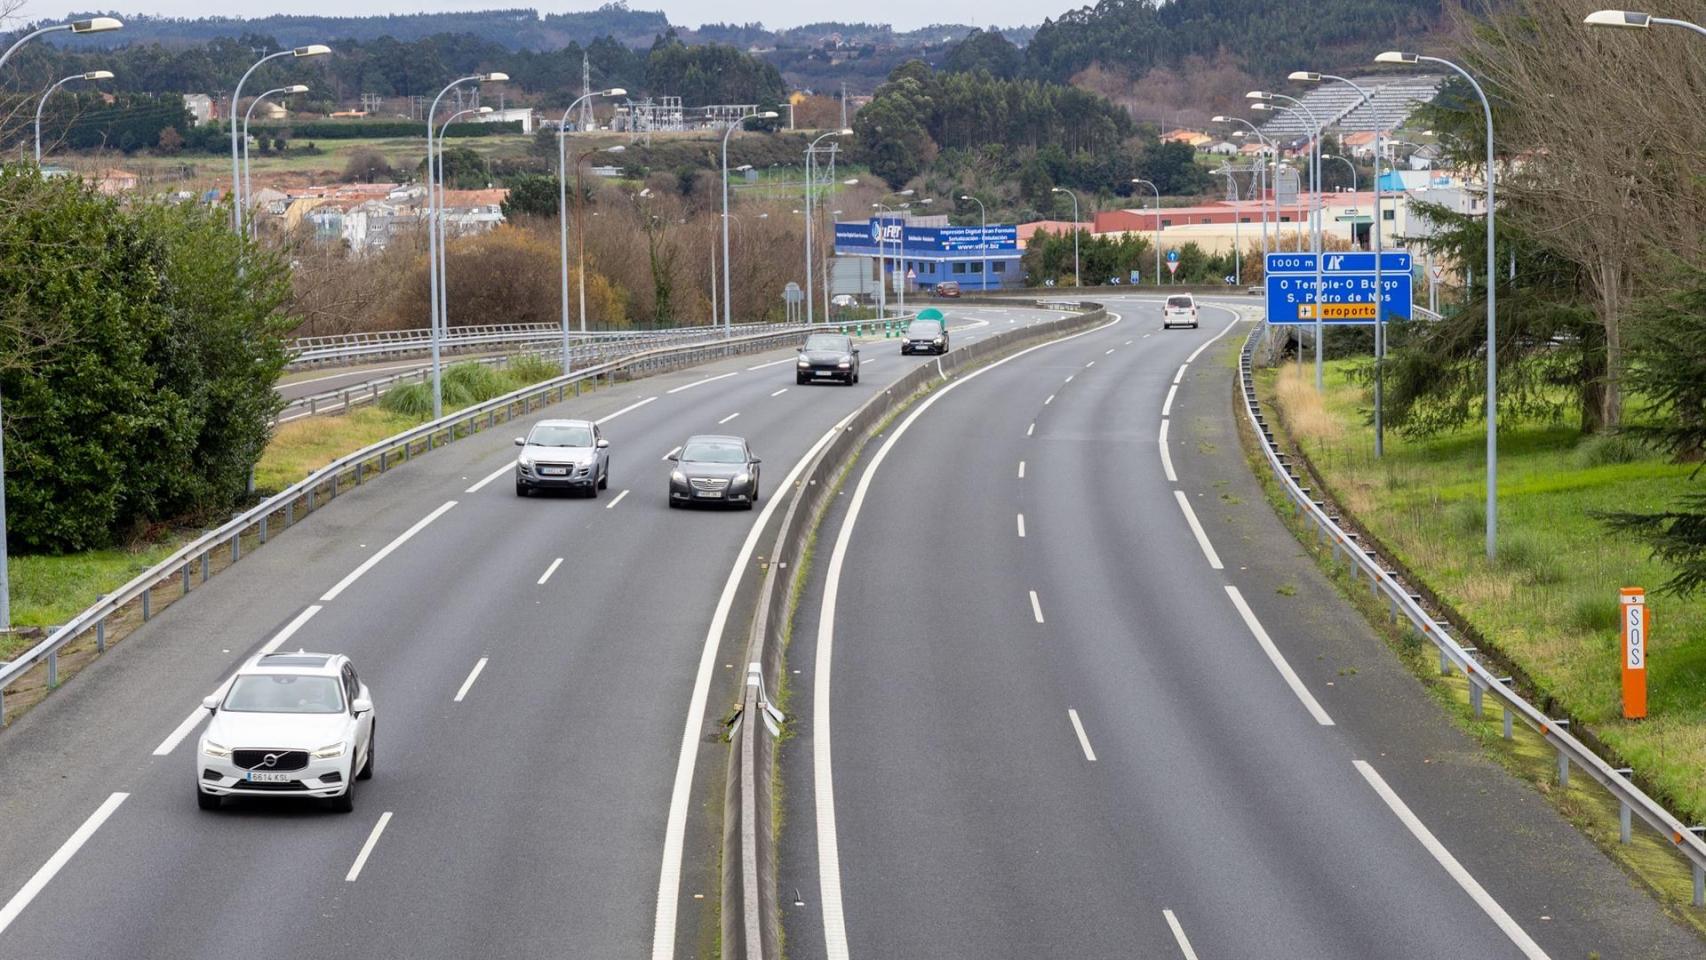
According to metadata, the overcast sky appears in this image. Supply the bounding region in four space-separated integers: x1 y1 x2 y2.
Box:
30 1 1040 32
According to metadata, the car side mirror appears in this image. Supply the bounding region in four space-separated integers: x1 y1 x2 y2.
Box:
667 454 679 462
202 695 220 713
852 348 860 355
752 457 762 464
596 438 610 449
351 698 373 716
514 437 526 446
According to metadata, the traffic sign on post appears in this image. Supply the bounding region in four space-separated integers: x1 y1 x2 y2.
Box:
1264 251 1413 325
1622 587 1647 719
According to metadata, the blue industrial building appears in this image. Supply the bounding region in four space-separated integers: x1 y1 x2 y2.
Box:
833 216 1022 293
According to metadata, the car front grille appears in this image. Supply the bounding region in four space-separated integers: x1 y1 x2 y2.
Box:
690 478 730 491
234 749 309 771
231 779 312 792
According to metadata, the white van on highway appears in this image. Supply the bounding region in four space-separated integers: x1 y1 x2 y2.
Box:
1163 293 1200 330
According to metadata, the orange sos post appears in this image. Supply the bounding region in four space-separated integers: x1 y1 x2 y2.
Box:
1621 587 1648 720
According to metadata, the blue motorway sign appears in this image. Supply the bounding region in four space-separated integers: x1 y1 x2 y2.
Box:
1264 251 1413 324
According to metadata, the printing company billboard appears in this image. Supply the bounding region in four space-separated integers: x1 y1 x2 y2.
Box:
834 219 1019 257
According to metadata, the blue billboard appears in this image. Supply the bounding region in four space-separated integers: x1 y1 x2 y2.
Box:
833 218 1018 258
1264 251 1413 325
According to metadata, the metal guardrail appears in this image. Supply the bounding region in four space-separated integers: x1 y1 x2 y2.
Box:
0 323 853 726
285 321 790 368
721 299 1110 959
1238 327 1706 905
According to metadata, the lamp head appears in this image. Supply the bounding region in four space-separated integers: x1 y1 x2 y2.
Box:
1375 51 1419 64
480 72 509 82
608 145 625 153
284 84 309 94
842 178 860 185
476 106 493 113
1246 90 1273 101
838 127 854 135
735 163 752 171
603 87 628 96
292 44 331 57
71 17 123 33
1210 114 1230 123
84 70 114 80
896 188 915 196
756 111 780 119
1250 102 1276 112
1289 71 1322 82
1584 9 1651 27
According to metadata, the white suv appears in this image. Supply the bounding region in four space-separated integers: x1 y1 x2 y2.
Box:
1163 293 1200 329
196 652 375 812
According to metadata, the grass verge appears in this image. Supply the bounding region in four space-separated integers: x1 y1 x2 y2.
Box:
1250 349 1706 933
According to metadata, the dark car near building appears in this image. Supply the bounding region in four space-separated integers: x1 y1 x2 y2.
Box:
796 333 860 385
900 318 949 355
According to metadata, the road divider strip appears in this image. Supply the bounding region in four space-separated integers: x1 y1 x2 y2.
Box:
345 811 394 882
1224 586 1334 727
537 558 563 585
453 658 489 703
1068 709 1097 762
1163 909 1201 960
1172 491 1223 570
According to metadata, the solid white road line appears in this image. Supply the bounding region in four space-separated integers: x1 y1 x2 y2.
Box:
320 501 457 602
1029 590 1045 624
810 312 1123 960
1017 461 1026 479
667 371 738 394
1068 709 1097 762
651 411 858 960
0 792 129 935
606 489 630 509
1159 420 1177 483
771 388 789 397
537 558 564 585
747 357 797 371
1225 586 1334 726
345 811 394 882
453 658 489 703
1017 514 1027 538
718 412 741 425
1162 384 1178 417
1184 315 1241 364
1354 761 1551 960
1173 364 1188 385
466 460 515 494
1045 394 1055 405
1173 491 1223 570
661 445 681 461
153 604 324 756
596 395 658 424
1163 910 1201 960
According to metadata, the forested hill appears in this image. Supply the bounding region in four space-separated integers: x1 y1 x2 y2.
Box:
1024 0 1448 84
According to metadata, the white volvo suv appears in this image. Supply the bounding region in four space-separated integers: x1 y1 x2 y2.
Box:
196 652 375 812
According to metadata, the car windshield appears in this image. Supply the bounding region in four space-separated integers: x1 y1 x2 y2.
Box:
223 675 344 714
804 335 851 352
907 321 943 338
1167 296 1193 309
528 424 593 447
681 440 747 464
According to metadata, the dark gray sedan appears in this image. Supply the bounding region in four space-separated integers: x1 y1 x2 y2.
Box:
796 333 860 385
900 318 949 355
668 435 761 509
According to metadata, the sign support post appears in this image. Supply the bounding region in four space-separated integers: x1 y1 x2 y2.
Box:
1621 588 1647 720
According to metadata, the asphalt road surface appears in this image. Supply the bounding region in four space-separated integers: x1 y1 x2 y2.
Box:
778 294 1702 960
0 306 1055 960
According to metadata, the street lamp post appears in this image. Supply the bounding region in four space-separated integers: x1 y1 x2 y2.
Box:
1050 187 1081 287
0 16 123 631
1293 71 1390 453
871 190 914 318
1586 8 1706 36
556 87 624 373
434 106 493 355
35 71 113 164
804 129 852 325
242 84 309 235
1130 179 1161 289
1223 170 1242 286
229 44 329 233
1212 115 1275 260
1378 50 1498 559
896 198 931 314
959 195 989 291
425 72 507 420
1252 92 1326 387
721 111 780 332
1322 153 1359 193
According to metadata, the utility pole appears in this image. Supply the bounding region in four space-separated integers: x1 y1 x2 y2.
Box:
580 53 593 130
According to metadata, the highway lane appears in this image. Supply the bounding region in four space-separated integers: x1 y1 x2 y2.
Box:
779 295 1700 959
0 309 1036 960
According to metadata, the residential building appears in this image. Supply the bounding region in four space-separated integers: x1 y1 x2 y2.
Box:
184 94 214 126
477 107 535 133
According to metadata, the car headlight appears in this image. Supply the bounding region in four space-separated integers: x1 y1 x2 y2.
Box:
517 456 533 469
837 361 851 368
733 473 751 487
671 470 687 484
797 358 810 367
933 337 945 345
200 739 233 759
312 741 347 760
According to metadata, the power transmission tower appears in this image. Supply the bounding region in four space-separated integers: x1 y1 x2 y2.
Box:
580 53 593 130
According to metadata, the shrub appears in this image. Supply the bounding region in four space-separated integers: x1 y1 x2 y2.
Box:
378 382 435 418
505 353 559 386
1573 433 1652 468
